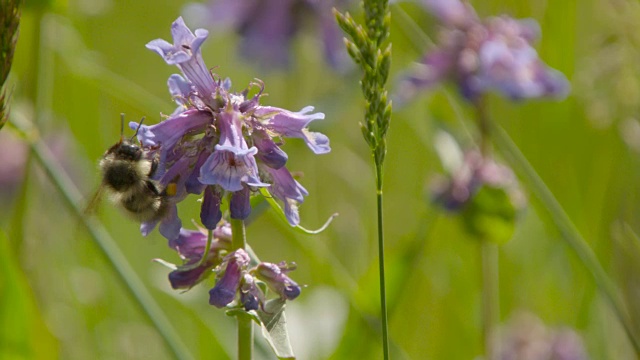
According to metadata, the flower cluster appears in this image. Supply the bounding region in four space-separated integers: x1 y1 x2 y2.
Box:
165 222 301 310
135 17 330 241
397 0 569 103
182 0 350 70
497 312 588 360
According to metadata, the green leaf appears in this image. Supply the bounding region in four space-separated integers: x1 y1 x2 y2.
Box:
258 188 337 235
257 298 295 360
461 185 517 244
0 230 58 359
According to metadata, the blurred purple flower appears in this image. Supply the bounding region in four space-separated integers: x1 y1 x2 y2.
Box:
431 149 519 211
182 0 350 70
498 312 589 360
134 17 330 239
397 1 569 102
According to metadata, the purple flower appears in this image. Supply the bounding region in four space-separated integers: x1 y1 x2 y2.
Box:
498 312 589 360
397 4 569 102
146 17 218 104
255 261 301 300
209 249 251 307
254 106 330 154
198 108 268 192
182 0 350 70
133 17 330 239
167 226 231 289
261 166 309 225
431 150 517 211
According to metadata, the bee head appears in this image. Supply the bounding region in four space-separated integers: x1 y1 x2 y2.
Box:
114 141 142 161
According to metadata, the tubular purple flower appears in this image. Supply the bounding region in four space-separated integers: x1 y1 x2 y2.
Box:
240 273 262 311
146 17 218 101
169 266 210 289
209 249 250 308
166 227 231 289
168 74 193 115
262 166 308 225
255 261 301 300
255 106 330 154
201 185 222 229
185 150 211 194
199 109 268 191
159 206 182 241
252 128 288 169
129 110 211 149
230 185 252 219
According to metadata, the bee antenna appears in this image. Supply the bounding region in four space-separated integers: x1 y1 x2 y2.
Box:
119 113 125 142
130 116 146 141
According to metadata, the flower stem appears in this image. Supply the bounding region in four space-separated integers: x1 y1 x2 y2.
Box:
474 99 500 360
198 229 213 267
375 161 390 360
481 240 499 360
230 218 253 360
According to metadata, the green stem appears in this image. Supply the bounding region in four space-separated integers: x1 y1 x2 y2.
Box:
481 240 499 360
198 229 213 267
230 218 253 360
474 99 500 360
375 162 390 360
492 125 640 355
9 119 192 360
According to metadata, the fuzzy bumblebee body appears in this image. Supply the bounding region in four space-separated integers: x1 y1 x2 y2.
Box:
99 139 170 223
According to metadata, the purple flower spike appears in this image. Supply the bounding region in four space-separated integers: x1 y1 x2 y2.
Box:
209 249 250 308
136 17 331 240
255 262 301 300
146 17 218 100
201 186 222 229
263 166 308 226
256 106 330 154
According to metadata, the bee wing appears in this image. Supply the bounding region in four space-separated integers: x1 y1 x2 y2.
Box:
83 184 105 216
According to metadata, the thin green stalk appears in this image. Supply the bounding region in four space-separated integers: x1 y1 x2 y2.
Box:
481 240 499 360
492 125 640 355
474 99 500 360
335 1 393 357
198 229 213 267
229 218 253 360
375 162 390 360
9 118 193 360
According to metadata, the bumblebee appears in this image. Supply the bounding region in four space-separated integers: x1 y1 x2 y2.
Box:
90 114 171 222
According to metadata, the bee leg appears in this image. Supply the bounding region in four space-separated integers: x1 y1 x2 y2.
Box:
149 158 159 177
146 179 162 196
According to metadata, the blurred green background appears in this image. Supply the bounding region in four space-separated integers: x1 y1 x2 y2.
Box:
3 0 640 359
